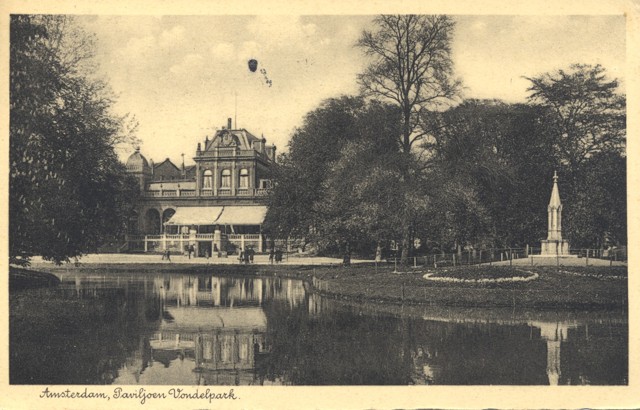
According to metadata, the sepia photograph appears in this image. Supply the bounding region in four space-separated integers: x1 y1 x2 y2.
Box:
2 1 638 409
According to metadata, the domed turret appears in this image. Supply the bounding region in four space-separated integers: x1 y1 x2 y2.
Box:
126 147 150 172
126 147 152 190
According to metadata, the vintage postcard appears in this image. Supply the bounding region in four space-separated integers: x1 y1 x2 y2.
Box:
1 0 638 409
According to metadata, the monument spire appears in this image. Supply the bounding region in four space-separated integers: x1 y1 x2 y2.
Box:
540 171 572 256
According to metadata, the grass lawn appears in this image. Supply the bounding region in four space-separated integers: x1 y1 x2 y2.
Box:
307 264 627 309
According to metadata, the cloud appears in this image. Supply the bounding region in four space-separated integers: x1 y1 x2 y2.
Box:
246 16 318 52
159 25 186 48
211 42 235 61
169 53 204 75
120 35 156 59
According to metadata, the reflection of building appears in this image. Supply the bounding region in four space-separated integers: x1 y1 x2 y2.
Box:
125 118 276 255
153 275 306 308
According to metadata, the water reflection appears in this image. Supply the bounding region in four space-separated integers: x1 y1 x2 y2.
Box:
10 273 627 385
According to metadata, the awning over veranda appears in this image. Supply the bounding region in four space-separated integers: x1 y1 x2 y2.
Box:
163 205 267 226
214 206 268 225
163 206 224 226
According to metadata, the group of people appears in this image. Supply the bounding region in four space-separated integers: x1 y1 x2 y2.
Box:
269 248 283 264
238 247 256 264
161 245 286 264
185 244 195 259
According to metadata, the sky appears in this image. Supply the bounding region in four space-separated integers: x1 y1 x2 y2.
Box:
77 15 626 165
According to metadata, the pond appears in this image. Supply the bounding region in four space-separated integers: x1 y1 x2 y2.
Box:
10 272 627 385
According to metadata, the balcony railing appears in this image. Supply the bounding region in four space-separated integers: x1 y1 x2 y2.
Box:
144 188 269 198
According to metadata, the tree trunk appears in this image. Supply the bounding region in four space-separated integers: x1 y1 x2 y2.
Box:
400 221 411 265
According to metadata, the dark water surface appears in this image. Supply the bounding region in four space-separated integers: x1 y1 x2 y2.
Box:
10 272 627 385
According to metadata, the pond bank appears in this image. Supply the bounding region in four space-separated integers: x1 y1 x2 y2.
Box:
18 262 627 310
9 267 61 290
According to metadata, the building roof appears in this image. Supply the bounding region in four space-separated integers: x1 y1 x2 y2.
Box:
126 148 150 171
204 129 264 152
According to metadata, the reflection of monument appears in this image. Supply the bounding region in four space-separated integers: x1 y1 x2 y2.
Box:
529 321 572 386
540 171 574 256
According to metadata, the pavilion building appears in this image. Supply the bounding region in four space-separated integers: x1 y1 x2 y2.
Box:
125 118 276 256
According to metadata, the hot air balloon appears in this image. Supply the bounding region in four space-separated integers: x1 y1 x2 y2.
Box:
248 59 258 72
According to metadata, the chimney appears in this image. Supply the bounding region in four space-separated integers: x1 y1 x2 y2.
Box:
228 117 232 130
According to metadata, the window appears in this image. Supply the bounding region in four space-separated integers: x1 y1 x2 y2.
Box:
221 169 231 188
239 168 249 188
203 170 213 189
259 179 272 189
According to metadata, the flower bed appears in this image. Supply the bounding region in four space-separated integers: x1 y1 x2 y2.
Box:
423 267 538 283
558 266 627 280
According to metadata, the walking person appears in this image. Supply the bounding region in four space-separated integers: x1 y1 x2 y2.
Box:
239 249 244 264
165 249 171 262
269 248 275 264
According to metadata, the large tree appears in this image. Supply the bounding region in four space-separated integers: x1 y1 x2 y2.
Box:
525 64 625 168
263 96 370 246
10 15 138 265
356 15 460 263
426 100 558 249
264 97 407 257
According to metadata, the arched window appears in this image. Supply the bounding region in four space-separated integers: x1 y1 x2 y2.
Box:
144 209 161 235
203 170 213 189
239 168 249 188
221 169 231 188
162 208 176 234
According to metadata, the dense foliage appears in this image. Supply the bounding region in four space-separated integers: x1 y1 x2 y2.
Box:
266 65 625 256
10 15 139 265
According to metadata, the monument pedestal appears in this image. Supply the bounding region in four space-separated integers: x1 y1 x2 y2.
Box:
540 239 572 256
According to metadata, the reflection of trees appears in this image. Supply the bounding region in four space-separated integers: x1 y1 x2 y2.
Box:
10 282 162 384
404 320 548 385
560 324 628 385
258 300 413 385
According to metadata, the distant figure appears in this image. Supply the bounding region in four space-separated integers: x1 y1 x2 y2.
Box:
248 247 255 263
244 249 251 264
269 249 275 264
165 249 171 262
343 252 351 267
239 249 245 264
275 249 283 263
189 244 195 259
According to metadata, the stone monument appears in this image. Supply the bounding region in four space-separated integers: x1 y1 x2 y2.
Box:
540 171 572 256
